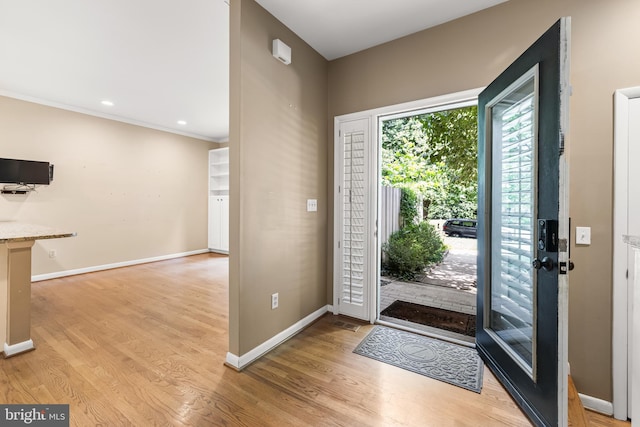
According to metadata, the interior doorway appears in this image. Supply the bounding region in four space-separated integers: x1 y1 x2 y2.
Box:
377 104 478 345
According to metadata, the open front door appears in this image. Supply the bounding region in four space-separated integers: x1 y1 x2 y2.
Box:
477 18 571 426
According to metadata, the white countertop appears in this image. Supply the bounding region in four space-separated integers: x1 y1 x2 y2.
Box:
0 221 76 243
624 235 640 250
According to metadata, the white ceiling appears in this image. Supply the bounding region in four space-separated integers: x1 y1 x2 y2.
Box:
256 0 509 61
0 0 507 142
0 0 230 142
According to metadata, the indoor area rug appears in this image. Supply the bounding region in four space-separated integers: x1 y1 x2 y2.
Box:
353 326 483 393
381 300 476 337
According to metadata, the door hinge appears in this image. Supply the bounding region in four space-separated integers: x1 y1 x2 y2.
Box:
560 132 565 155
338 241 340 249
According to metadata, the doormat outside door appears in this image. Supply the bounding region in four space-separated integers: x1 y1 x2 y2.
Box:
381 300 476 337
353 326 483 393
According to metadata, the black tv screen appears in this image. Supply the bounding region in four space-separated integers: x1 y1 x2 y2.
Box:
0 158 20 183
0 158 52 185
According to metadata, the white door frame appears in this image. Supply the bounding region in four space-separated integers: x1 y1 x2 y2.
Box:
333 88 482 323
613 86 640 420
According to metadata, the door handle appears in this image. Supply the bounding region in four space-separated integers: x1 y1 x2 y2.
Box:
532 257 554 271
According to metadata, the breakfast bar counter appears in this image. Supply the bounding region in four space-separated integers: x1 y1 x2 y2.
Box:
0 222 75 357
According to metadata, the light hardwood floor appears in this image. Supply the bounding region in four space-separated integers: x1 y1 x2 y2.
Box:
0 253 628 426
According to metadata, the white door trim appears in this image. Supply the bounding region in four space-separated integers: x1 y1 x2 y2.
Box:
333 87 483 323
613 86 640 420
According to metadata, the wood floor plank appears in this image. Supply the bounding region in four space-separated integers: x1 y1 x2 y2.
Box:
1 253 620 426
586 411 631 427
568 374 588 426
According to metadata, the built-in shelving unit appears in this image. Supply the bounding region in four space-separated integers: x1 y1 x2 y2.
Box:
209 147 229 253
209 147 229 196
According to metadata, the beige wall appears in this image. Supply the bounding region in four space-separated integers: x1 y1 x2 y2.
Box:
328 0 640 401
12 0 626 404
0 96 217 275
228 0 328 355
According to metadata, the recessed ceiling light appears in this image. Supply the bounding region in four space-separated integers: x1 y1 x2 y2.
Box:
177 120 187 125
101 100 114 106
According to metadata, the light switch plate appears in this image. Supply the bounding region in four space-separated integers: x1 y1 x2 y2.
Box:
307 199 317 212
576 226 591 245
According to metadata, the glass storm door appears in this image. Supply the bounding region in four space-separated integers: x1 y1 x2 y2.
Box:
477 18 571 427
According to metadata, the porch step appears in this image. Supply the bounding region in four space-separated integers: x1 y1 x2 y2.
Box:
568 375 588 426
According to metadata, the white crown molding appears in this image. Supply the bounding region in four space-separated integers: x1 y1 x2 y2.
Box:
0 90 226 143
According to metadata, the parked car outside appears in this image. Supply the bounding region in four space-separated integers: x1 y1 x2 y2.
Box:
442 218 477 238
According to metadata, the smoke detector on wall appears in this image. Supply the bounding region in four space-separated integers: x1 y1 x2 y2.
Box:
272 39 291 65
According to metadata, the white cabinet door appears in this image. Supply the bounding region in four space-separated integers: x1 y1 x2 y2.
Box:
218 196 229 252
209 196 220 249
209 196 229 252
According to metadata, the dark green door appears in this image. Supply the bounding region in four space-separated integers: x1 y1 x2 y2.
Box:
477 18 571 426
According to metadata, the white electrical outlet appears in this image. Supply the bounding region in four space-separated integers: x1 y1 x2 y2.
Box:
271 293 279 310
48 250 57 258
576 226 591 245
306 199 317 212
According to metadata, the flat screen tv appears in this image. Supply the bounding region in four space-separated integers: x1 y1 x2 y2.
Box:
0 158 53 185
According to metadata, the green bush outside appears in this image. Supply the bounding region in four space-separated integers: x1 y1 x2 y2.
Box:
382 221 446 281
399 187 418 226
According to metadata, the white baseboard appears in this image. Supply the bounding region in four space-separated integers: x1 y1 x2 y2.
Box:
4 339 35 357
209 249 229 255
225 305 329 370
579 393 613 416
31 249 211 282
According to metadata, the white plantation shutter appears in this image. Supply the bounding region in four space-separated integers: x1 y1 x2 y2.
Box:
343 131 365 306
334 118 371 320
490 80 537 368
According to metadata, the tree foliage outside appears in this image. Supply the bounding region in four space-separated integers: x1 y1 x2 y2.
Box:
382 222 446 281
381 106 478 219
399 187 418 227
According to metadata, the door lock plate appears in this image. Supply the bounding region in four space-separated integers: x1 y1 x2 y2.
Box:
537 219 558 252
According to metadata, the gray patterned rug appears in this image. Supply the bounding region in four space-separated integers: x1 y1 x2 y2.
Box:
353 326 483 393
